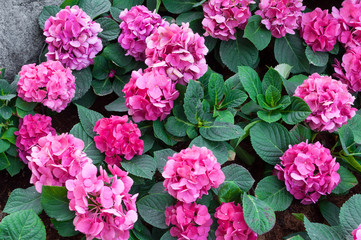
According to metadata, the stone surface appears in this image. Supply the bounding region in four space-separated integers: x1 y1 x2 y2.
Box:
0 0 63 81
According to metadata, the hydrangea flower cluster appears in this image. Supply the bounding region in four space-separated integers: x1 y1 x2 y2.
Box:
275 141 340 204
165 202 212 240
14 114 56 164
162 145 225 203
17 61 76 112
118 5 168 61
300 8 341 52
202 0 255 41
28 133 92 193
294 73 356 132
353 224 361 240
145 23 208 85
214 202 257 240
93 115 144 165
256 0 305 38
44 5 103 70
66 163 138 240
122 68 179 122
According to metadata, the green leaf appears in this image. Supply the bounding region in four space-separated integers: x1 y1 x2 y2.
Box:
51 219 79 237
41 186 74 221
281 96 311 125
38 5 61 30
4 186 42 215
222 164 255 192
218 182 242 203
238 66 262 103
304 218 345 240
339 194 361 239
92 55 109 80
15 98 37 111
60 0 79 8
338 125 354 155
104 97 128 112
154 148 176 173
220 88 248 109
0 139 11 153
215 110 234 124
290 125 312 143
162 0 198 14
345 114 361 144
176 12 204 25
2 127 17 145
95 17 120 41
0 209 46 240
0 106 13 120
113 0 145 9
242 194 276 235
165 116 187 137
244 15 271 51
103 43 133 67
0 152 10 170
92 79 113 96
275 63 293 79
153 120 177 146
255 175 293 211
110 7 122 21
137 194 175 229
72 67 93 100
6 155 25 177
121 155 156 180
305 46 329 67
190 136 228 165
132 221 153 240
200 122 244 141
208 72 225 106
186 126 198 139
160 231 176 240
141 134 154 154
262 67 284 92
78 0 111 19
265 85 281 106
183 80 204 124
319 201 340 226
332 166 358 195
76 104 104 138
257 110 282 123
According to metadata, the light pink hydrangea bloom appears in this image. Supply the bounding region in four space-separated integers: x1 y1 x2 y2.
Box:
301 8 341 52
93 115 144 165
17 61 76 112
275 141 340 205
353 224 361 240
122 68 179 122
66 163 138 240
165 202 212 240
255 0 305 38
44 5 103 70
118 5 168 61
294 73 356 132
28 133 92 193
145 23 208 85
14 114 56 164
214 202 257 240
202 0 255 41
162 145 225 203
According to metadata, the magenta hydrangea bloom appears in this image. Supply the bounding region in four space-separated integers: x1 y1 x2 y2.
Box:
275 141 340 205
214 202 257 240
14 114 56 164
202 0 255 41
353 224 361 240
300 8 341 52
66 163 138 240
118 5 168 61
165 202 212 240
162 145 225 203
44 5 103 70
122 68 179 122
145 23 208 85
255 0 305 38
17 61 76 112
93 115 144 165
28 133 92 193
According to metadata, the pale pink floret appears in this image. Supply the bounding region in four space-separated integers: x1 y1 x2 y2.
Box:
353 224 361 240
165 202 212 240
17 61 76 113
145 23 208 85
44 5 103 70
162 145 225 203
275 141 340 205
66 163 138 240
202 0 255 41
301 8 341 52
255 0 305 38
214 202 257 240
14 114 56 164
122 68 179 122
93 115 144 165
28 133 92 193
118 5 168 61
294 73 356 132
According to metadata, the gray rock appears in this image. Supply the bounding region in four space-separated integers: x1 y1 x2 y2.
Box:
0 0 62 81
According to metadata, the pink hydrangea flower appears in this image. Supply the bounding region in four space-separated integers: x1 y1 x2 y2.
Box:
275 141 340 205
118 5 168 61
214 202 257 240
353 224 361 240
17 61 76 112
162 145 225 203
93 115 144 165
145 23 208 85
165 202 212 240
66 163 138 240
202 0 255 41
300 8 341 52
294 73 356 132
255 0 305 38
44 5 103 70
14 114 56 164
28 133 92 193
122 68 179 122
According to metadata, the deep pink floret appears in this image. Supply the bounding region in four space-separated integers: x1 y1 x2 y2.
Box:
162 145 225 203
44 5 103 70
93 115 144 165
294 73 356 132
353 224 361 240
202 0 255 41
118 5 168 61
214 202 257 240
165 202 212 240
275 141 340 205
